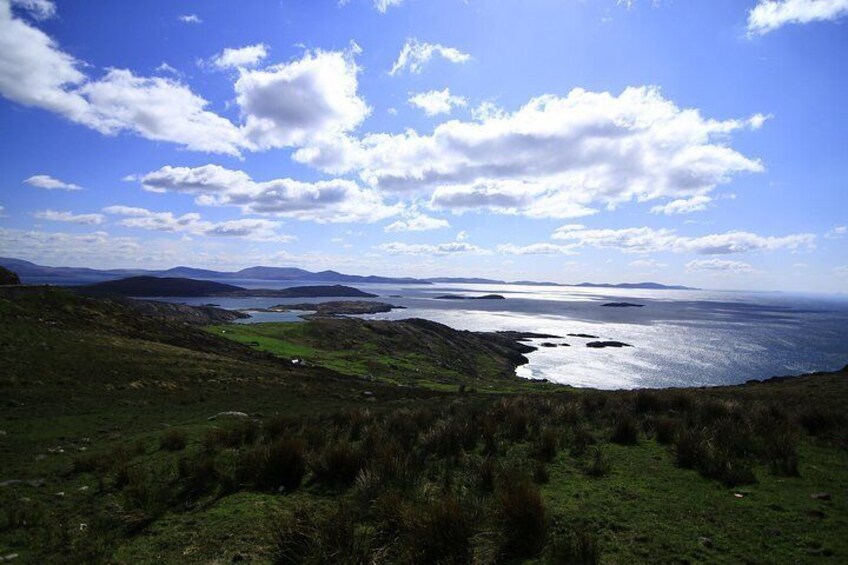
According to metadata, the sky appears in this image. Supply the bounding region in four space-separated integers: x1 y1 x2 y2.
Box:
0 0 846 292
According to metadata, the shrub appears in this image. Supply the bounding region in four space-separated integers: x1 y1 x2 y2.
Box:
533 427 560 462
402 494 478 564
177 453 220 498
159 428 187 451
653 417 677 445
610 416 639 445
203 420 258 451
495 479 548 559
634 390 664 413
237 437 307 492
544 528 601 565
271 505 317 565
310 440 365 487
584 447 611 478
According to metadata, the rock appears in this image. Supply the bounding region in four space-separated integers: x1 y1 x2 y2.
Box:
208 411 250 421
540 342 558 348
811 492 832 501
586 341 632 348
2 553 20 562
601 302 644 308
363 391 373 396
568 333 600 339
699 537 714 548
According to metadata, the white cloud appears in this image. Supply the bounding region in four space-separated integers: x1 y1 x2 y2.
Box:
835 265 848 277
0 4 366 156
298 87 765 220
178 14 202 24
497 243 578 256
375 0 405 12
825 225 846 239
389 39 471 75
138 164 400 224
79 69 245 155
24 174 81 190
34 209 104 225
155 62 180 75
686 258 759 274
456 230 468 241
628 258 667 270
748 0 848 35
211 44 268 70
236 47 369 150
102 205 294 242
11 0 55 19
409 88 467 116
384 213 450 232
650 195 713 215
551 225 815 255
377 241 489 255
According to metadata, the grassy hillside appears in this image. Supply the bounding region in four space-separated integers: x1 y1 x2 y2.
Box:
1 288 846 563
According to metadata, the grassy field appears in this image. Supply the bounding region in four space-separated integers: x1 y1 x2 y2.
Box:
1 288 846 563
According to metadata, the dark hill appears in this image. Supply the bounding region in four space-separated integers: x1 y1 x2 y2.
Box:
78 276 244 297
0 266 21 285
258 285 376 298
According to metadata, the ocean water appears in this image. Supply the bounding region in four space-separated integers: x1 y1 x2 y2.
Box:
147 280 848 390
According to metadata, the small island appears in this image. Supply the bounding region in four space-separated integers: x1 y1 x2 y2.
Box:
586 341 633 348
434 294 506 300
263 301 405 317
601 302 644 308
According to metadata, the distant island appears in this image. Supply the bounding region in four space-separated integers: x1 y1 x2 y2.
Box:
260 301 404 317
572 282 697 290
601 302 645 308
434 294 506 300
0 258 697 290
76 276 377 298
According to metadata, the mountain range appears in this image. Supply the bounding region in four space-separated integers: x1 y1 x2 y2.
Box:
0 257 698 290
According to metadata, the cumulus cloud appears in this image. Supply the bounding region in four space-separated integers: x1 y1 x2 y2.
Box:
102 205 294 242
748 0 848 35
236 47 369 150
210 44 268 70
409 88 467 116
650 195 712 215
298 87 765 220
0 4 367 156
375 0 405 12
34 209 104 225
0 227 154 266
11 0 55 19
138 164 400 223
390 39 471 75
825 225 847 239
384 213 450 232
496 243 578 256
551 225 815 255
79 69 245 155
377 241 488 255
178 14 202 24
24 174 81 190
628 258 667 269
686 258 759 274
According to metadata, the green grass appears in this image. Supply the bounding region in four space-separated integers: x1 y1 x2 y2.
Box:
1 288 846 563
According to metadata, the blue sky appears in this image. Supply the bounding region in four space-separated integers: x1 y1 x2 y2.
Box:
0 0 846 291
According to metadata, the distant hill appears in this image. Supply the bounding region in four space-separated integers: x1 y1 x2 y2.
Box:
79 277 245 297
77 276 378 299
572 282 697 291
0 258 697 289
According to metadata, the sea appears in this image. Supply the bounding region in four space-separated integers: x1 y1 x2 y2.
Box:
128 279 848 391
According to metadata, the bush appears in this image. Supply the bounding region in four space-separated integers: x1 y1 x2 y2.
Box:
159 428 187 451
653 417 677 445
310 440 365 487
177 453 220 498
402 494 478 564
544 528 601 565
610 416 639 445
271 505 317 565
203 420 258 451
237 437 307 492
584 447 611 478
495 479 548 559
533 427 560 462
